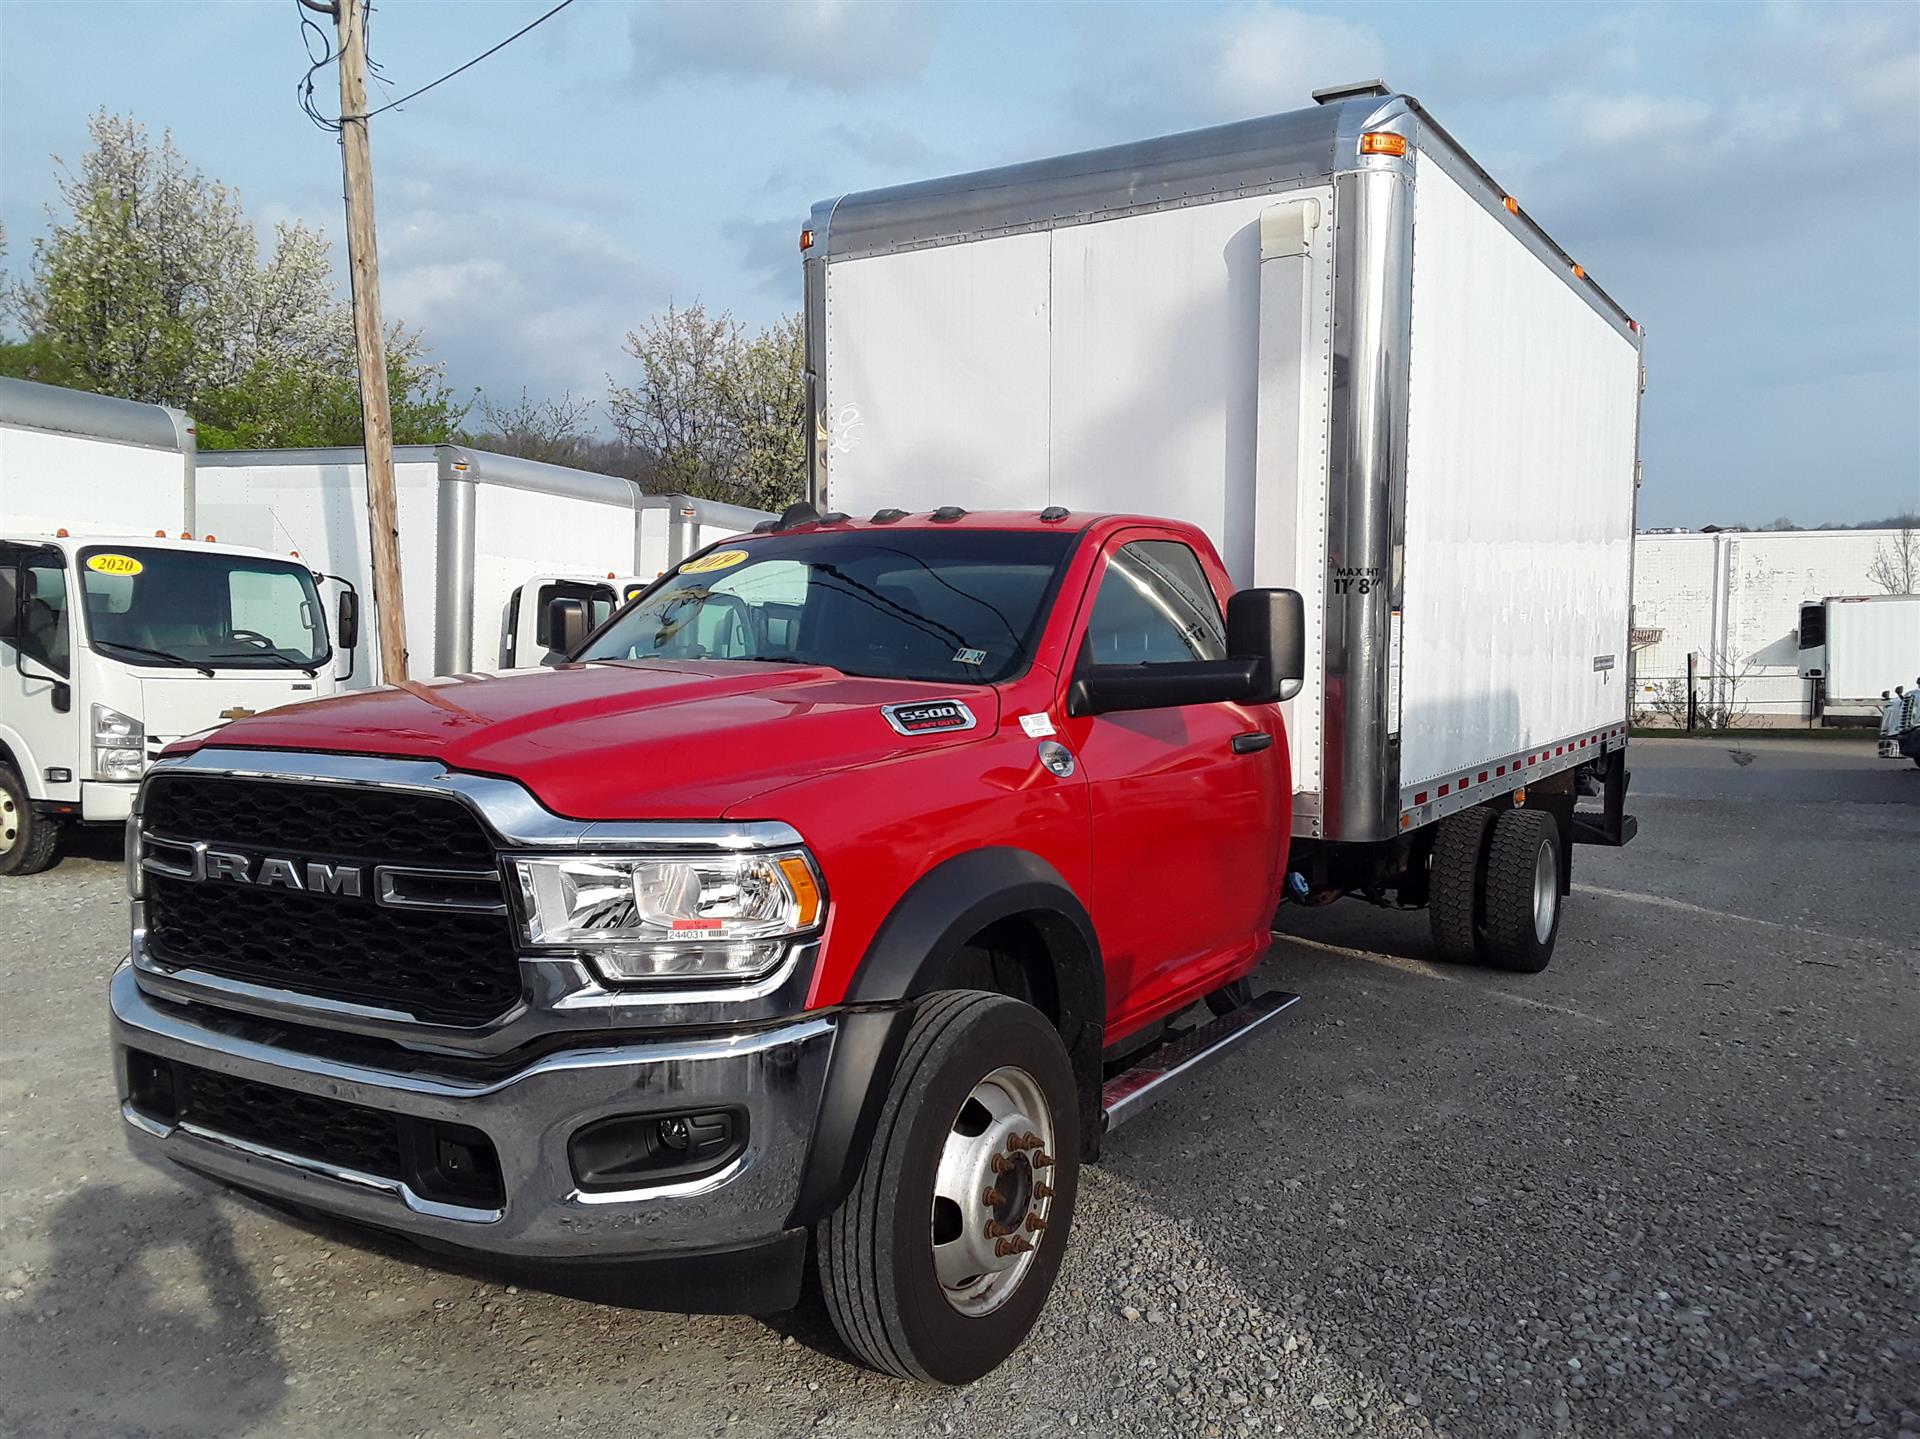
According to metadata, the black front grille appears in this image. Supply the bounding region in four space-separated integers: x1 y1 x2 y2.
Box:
126 1050 505 1209
147 875 523 1024
144 774 495 866
141 773 523 1026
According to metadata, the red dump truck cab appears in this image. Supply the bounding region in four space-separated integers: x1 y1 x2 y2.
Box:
111 508 1306 1383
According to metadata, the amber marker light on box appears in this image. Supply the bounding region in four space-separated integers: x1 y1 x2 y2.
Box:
1359 132 1408 157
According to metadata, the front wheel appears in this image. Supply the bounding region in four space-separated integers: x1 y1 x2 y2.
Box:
0 767 61 877
817 990 1080 1383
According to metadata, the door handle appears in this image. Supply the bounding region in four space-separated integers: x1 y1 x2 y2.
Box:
1230 731 1273 755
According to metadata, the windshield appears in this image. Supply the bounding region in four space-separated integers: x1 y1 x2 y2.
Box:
78 546 331 670
578 529 1076 684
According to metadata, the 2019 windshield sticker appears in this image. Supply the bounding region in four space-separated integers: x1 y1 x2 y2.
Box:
953 647 987 666
680 549 749 575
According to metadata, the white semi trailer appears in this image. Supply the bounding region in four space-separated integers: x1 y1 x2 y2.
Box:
196 446 770 683
1797 594 1920 721
0 378 357 874
803 80 1642 934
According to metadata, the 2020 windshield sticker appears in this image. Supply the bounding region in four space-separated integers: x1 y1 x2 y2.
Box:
86 553 144 577
680 549 749 575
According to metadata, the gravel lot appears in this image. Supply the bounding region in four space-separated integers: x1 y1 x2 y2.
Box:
2 736 1915 1438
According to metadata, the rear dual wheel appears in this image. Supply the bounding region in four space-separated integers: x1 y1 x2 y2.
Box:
817 990 1079 1383
1427 806 1563 973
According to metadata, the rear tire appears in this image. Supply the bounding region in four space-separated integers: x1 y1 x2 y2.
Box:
0 767 60 877
1427 807 1495 964
817 990 1079 1383
1479 808 1563 973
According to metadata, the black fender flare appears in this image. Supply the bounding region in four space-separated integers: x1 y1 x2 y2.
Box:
785 847 1107 1227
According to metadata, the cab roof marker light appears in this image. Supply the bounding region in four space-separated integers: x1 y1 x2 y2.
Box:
1359 132 1407 157
1504 196 1520 215
56 527 69 537
799 227 816 252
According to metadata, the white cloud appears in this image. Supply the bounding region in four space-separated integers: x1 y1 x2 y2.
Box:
1067 3 1389 141
1555 92 1711 150
628 0 935 93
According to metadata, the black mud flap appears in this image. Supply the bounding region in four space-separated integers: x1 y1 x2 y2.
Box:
1572 755 1637 847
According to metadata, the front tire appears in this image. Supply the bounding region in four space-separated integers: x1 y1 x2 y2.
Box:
817 990 1079 1383
0 767 60 877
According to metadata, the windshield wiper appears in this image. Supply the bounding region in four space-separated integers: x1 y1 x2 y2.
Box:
209 650 320 678
94 641 215 678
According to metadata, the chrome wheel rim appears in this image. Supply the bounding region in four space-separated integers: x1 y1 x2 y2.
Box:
930 1065 1056 1317
1532 838 1558 943
0 791 17 856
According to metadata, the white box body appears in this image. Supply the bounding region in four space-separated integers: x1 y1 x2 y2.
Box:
806 90 1643 842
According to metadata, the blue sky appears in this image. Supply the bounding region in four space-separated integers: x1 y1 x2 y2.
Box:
3 0 1917 528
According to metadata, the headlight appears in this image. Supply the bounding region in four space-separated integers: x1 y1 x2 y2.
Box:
93 705 145 781
511 850 824 985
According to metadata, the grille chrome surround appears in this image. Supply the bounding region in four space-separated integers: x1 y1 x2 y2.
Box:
140 767 523 1026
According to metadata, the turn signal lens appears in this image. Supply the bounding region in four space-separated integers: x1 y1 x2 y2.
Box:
776 855 823 928
1359 132 1408 157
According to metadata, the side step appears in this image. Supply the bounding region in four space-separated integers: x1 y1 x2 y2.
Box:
1100 990 1300 1132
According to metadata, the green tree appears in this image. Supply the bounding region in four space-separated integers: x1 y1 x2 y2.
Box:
608 303 804 509
3 110 460 446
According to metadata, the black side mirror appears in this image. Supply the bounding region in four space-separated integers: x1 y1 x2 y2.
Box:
335 589 360 651
1226 588 1306 703
549 597 587 658
0 568 17 641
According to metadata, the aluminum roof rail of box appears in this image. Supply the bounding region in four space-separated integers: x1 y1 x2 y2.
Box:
0 375 196 454
196 444 775 530
806 84 1635 339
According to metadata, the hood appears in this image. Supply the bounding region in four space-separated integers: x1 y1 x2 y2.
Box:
138 672 328 747
179 661 1000 819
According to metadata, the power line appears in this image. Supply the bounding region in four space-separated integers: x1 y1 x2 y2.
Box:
293 0 580 130
351 0 580 121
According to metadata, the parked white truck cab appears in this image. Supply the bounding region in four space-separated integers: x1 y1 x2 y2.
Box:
0 533 356 873
500 572 645 669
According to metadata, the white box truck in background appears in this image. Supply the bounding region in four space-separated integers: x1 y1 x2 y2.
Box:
196 446 770 683
1 377 358 874
802 80 1641 956
1797 594 1920 721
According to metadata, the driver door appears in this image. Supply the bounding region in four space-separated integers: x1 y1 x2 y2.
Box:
0 544 80 799
1055 534 1283 1033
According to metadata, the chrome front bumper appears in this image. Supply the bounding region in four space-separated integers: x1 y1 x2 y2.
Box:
109 963 835 1261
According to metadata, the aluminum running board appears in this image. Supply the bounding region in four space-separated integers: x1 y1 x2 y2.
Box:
1100 990 1300 1132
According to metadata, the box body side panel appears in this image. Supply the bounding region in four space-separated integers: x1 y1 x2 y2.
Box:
1398 153 1639 789
2 427 188 537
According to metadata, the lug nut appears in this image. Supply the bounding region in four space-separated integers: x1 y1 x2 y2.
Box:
1032 1150 1054 1169
984 1219 1010 1238
982 1187 1006 1207
1035 1183 1055 1199
994 1236 1034 1258
990 1153 1016 1174
1025 1213 1048 1233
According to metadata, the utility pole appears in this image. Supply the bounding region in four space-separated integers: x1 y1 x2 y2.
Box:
319 0 409 682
